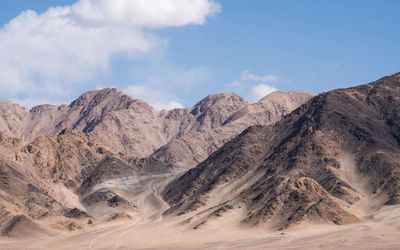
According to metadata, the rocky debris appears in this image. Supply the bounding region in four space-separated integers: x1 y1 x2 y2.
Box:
78 157 137 194
78 156 173 195
54 219 84 231
64 208 91 219
107 195 132 208
0 129 171 237
83 189 135 209
107 212 132 222
163 72 400 229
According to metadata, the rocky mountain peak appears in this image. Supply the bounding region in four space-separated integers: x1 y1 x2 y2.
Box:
259 91 315 106
77 88 135 112
190 93 247 116
0 100 27 110
70 88 120 107
30 104 58 113
70 88 156 117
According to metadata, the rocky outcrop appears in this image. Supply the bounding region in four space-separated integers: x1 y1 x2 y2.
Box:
0 129 173 235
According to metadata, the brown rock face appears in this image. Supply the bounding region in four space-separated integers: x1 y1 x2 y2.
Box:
0 129 113 219
163 72 400 229
0 129 173 235
0 89 314 168
21 88 162 158
152 91 316 168
0 100 28 139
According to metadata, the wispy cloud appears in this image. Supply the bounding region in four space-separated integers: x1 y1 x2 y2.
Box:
124 85 184 111
0 0 221 107
119 65 208 110
240 70 279 83
248 84 278 103
227 70 279 103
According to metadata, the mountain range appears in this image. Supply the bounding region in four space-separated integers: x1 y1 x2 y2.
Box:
0 88 314 237
0 73 400 249
0 89 314 168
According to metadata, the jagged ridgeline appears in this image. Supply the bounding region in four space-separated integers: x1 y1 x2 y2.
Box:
0 89 314 168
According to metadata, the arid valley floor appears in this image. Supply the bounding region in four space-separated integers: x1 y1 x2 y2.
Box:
0 173 399 250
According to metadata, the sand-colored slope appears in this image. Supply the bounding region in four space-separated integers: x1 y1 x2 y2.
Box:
0 202 399 249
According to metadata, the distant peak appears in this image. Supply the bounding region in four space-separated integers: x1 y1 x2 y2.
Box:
196 93 242 103
69 88 132 108
258 91 316 103
70 90 101 107
205 92 241 99
30 104 58 113
192 93 247 114
96 87 122 95
0 99 28 110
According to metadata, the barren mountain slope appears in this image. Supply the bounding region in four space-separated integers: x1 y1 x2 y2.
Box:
0 130 108 236
0 90 248 159
0 129 174 237
22 88 165 158
0 90 314 167
152 91 315 168
163 72 400 230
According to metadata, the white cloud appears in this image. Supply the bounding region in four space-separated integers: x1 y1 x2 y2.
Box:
154 101 184 111
240 70 279 83
122 65 207 110
72 0 221 28
124 85 184 111
248 84 278 103
225 80 242 88
226 70 279 103
0 0 220 106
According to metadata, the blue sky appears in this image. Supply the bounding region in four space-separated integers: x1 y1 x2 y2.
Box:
0 0 399 109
